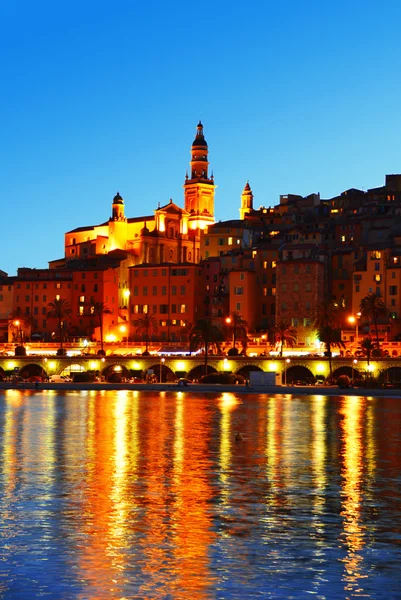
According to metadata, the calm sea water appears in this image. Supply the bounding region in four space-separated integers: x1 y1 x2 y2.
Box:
0 390 401 599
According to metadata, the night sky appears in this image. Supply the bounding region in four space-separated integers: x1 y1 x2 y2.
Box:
2 0 401 274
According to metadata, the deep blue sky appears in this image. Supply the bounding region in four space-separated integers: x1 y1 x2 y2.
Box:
2 0 401 275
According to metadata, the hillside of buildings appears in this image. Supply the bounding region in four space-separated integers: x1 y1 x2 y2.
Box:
1 123 401 354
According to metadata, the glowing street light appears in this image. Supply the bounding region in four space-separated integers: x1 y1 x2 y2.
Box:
160 357 165 382
284 358 291 386
348 312 361 344
352 358 357 383
13 320 23 345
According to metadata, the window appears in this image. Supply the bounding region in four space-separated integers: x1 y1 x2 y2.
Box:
180 286 186 295
272 261 276 268
235 287 244 295
79 296 85 303
282 284 287 292
56 294 60 301
152 286 157 296
143 286 148 296
306 265 311 273
291 318 299 327
303 318 311 327
390 286 397 295
180 304 186 313
294 265 299 274
218 238 224 246
228 237 233 245
374 274 381 283
94 284 98 292
172 286 177 296
240 273 245 281
144 270 148 277
375 263 380 271
79 306 84 316
305 283 311 292
281 302 287 310
293 283 299 292
205 238 209 246
236 302 241 311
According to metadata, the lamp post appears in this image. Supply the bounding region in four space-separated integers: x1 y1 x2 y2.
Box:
348 312 361 347
261 334 269 355
284 358 290 386
226 316 234 348
160 357 165 382
14 320 23 345
352 358 358 383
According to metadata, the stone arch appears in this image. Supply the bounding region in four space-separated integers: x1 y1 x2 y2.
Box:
379 366 401 385
286 365 314 384
148 363 175 383
188 364 217 381
18 363 47 379
0 366 5 380
236 364 263 378
102 363 131 382
333 365 361 381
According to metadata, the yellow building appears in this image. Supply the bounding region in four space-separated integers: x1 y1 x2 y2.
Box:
64 122 216 268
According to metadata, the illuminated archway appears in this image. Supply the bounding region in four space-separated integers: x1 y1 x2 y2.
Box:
236 365 263 378
286 365 314 384
188 364 217 381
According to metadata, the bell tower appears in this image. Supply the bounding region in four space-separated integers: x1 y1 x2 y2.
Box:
240 182 254 220
184 121 215 230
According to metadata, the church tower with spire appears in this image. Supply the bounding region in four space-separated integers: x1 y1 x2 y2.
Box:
240 182 254 220
184 121 215 230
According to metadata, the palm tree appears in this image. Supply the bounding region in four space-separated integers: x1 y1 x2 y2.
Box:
312 299 345 378
273 319 297 357
190 319 222 376
91 301 112 354
134 313 158 354
359 293 387 351
183 321 198 355
359 336 376 366
226 311 248 350
8 307 32 344
47 298 72 351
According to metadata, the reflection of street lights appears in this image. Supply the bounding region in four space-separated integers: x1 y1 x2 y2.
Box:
284 358 290 385
160 357 165 382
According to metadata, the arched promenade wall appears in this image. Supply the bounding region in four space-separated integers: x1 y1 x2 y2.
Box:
1 355 400 380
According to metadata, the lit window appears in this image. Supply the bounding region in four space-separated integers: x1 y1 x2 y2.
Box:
80 296 85 303
180 304 186 313
228 237 233 245
272 261 276 268
263 261 268 269
79 306 84 316
56 294 60 301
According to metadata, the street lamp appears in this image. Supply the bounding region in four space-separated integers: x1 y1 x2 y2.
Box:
14 320 23 345
120 324 128 348
160 357 165 382
352 358 358 383
284 358 291 386
226 316 235 348
261 334 269 355
348 312 361 346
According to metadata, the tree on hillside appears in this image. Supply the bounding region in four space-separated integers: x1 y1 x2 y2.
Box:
359 293 387 351
47 298 72 352
273 319 297 357
134 313 158 354
312 299 345 378
359 336 376 366
190 319 223 376
91 301 112 355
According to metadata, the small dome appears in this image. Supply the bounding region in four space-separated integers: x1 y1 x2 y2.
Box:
192 121 208 147
113 192 124 204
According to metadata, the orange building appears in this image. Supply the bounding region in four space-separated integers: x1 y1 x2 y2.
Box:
128 263 204 344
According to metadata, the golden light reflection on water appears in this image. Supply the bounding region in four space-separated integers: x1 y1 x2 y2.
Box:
340 396 367 595
2 390 401 598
